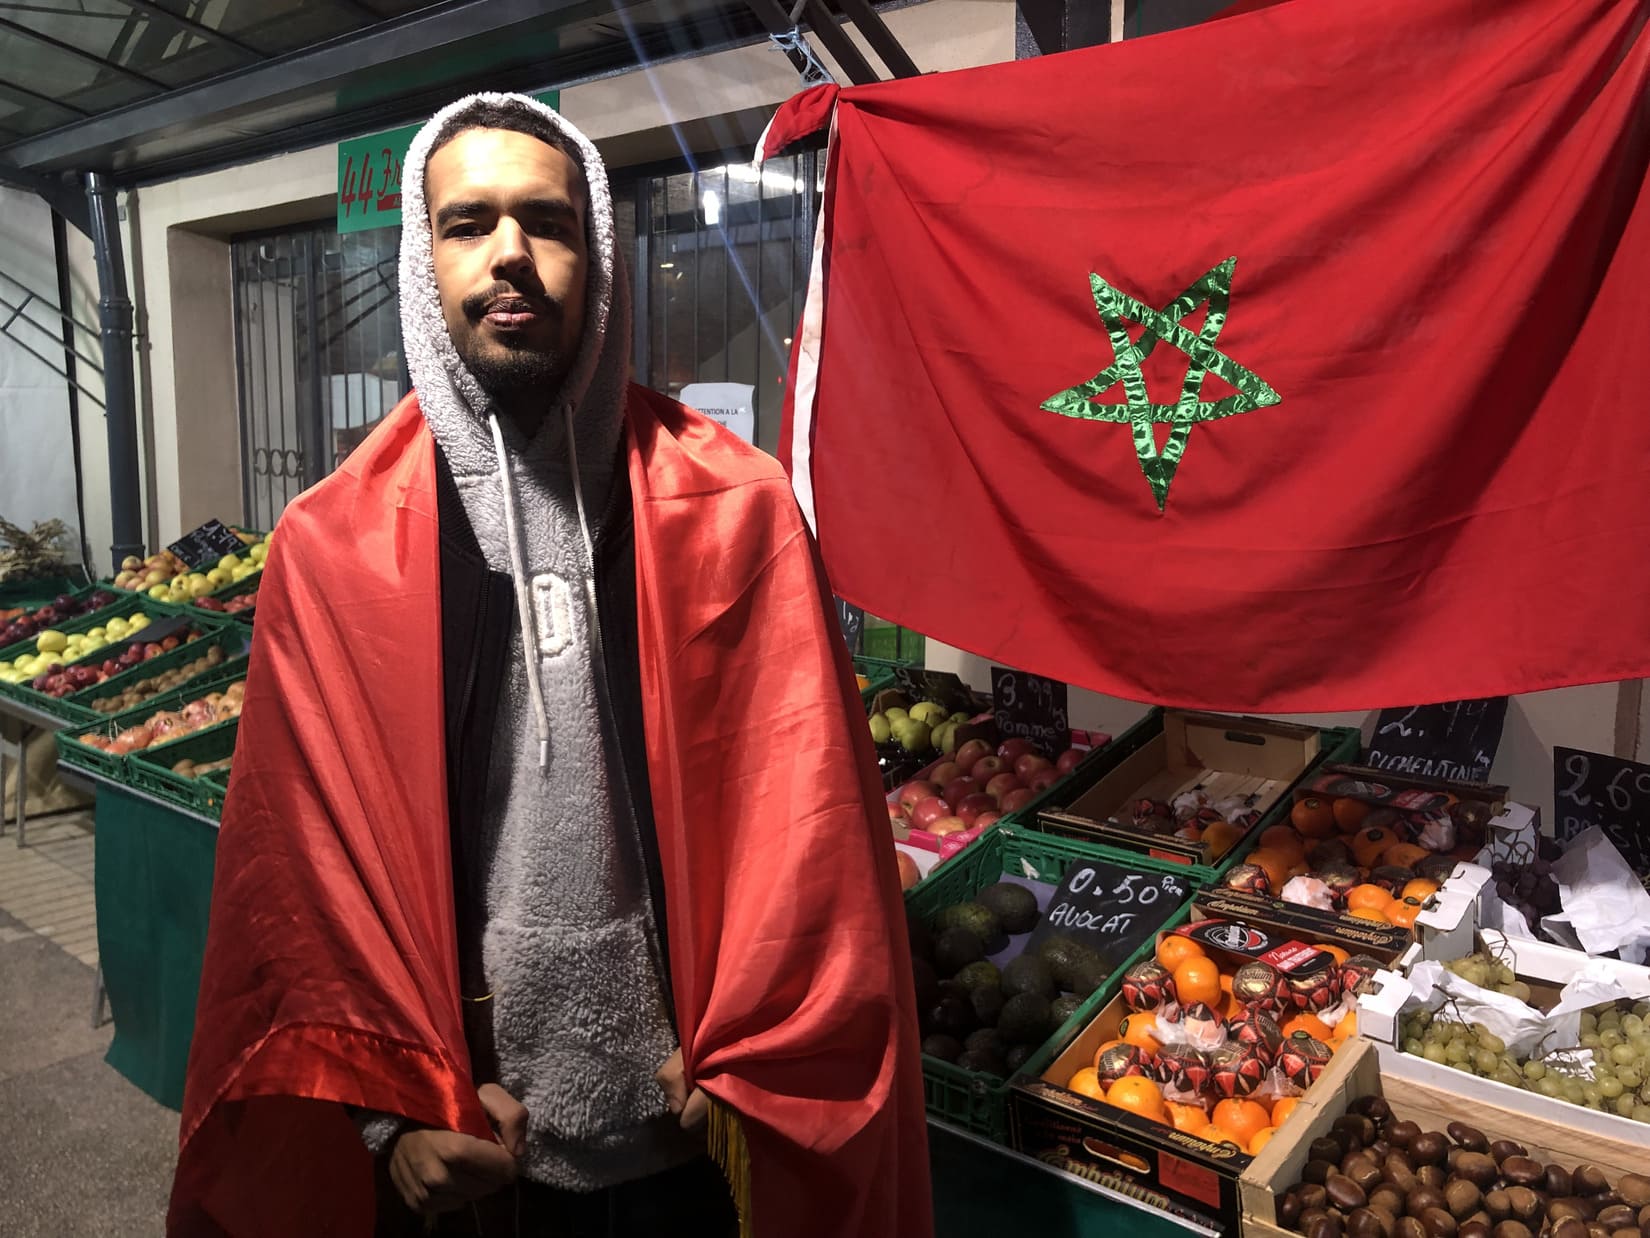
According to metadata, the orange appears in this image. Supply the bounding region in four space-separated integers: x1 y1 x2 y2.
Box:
1282 1011 1333 1041
1157 934 1206 972
1224 989 1246 1020
1291 797 1337 838
1173 955 1222 1009
1333 1010 1358 1042
1118 1013 1162 1055
1200 820 1242 858
1091 1039 1125 1066
1269 1096 1302 1126
1401 878 1440 903
1383 843 1430 870
1245 849 1292 892
1346 884 1394 914
1317 943 1350 965
1259 824 1307 858
1351 826 1400 868
1167 1101 1210 1134
1067 1067 1107 1100
1348 907 1392 925
1106 1076 1166 1122
1250 1126 1279 1155
1332 797 1373 833
1212 1098 1272 1146
1196 1124 1243 1148
1388 897 1424 930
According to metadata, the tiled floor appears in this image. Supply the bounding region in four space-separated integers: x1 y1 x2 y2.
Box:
0 810 99 966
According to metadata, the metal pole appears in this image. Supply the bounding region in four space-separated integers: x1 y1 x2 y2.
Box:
52 210 92 576
86 171 145 565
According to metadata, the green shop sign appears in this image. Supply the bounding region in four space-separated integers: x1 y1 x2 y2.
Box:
336 91 561 234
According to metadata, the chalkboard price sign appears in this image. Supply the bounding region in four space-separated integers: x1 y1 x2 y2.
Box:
1554 746 1650 878
1365 696 1507 784
991 665 1069 754
168 519 247 571
1027 860 1193 973
834 598 864 655
893 666 974 714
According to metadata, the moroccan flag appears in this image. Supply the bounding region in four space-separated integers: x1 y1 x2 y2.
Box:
771 0 1650 712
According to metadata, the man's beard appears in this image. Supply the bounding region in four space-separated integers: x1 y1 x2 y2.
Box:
458 337 570 414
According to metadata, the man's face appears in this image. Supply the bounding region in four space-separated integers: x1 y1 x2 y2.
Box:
425 127 588 405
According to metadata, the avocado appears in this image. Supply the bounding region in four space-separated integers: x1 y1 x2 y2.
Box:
925 995 977 1039
970 985 1005 1027
1001 955 1058 1001
1062 961 1110 1000
1004 1043 1034 1073
1050 994 1083 1027
1040 935 1106 991
911 957 940 1010
998 993 1054 1045
1037 934 1085 973
935 902 1005 951
956 1049 1008 1078
977 882 1040 935
953 960 1002 994
921 1033 965 1063
965 1027 1009 1060
934 927 985 977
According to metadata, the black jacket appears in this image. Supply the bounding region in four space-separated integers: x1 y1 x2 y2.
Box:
431 443 674 1074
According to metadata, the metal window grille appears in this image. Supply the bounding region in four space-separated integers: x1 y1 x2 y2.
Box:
231 223 404 527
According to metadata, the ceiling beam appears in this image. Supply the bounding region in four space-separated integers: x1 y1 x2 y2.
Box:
117 0 266 63
0 13 169 91
0 163 90 235
0 74 91 119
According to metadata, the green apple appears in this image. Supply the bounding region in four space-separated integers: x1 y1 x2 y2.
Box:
884 706 909 724
909 700 948 727
893 718 931 753
868 714 893 744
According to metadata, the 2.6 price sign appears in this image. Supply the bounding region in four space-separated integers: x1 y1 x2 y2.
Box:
1553 746 1650 878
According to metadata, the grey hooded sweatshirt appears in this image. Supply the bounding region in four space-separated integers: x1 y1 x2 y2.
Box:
371 92 697 1189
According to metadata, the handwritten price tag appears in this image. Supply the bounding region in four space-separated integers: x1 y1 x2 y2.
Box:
1554 746 1650 878
1366 697 1507 784
991 665 1070 755
1026 862 1192 972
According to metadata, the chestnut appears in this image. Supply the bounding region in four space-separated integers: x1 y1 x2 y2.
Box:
1503 1187 1542 1225
1640 1208 1650 1234
1346 1157 1384 1194
1397 1219 1428 1238
1281 1191 1305 1230
1491 1225 1532 1238
1337 1115 1378 1148
1371 1186 1407 1217
1419 1167 1448 1191
1310 1216 1345 1238
1347 1210 1387 1238
1576 1168 1611 1198
1455 1154 1500 1192
1408 1188 1448 1219
1490 1141 1527 1165
1501 1158 1546 1190
1353 1095 1393 1123
1608 1230 1642 1238
1445 1181 1483 1221
1302 1209 1333 1235
1551 1201 1591 1223
1552 1220 1590 1238
1548 1167 1577 1199
1484 1191 1512 1223
1388 1122 1421 1151
1599 1208 1638 1231
1314 1134 1352 1163
1421 1207 1459 1238
1459 1223 1490 1238
1411 1133 1449 1168
1618 1178 1650 1210
1304 1160 1336 1186
1329 1176 1371 1212
1446 1122 1488 1152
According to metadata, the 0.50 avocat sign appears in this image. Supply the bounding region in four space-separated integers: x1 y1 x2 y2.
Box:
336 90 561 234
1026 861 1192 973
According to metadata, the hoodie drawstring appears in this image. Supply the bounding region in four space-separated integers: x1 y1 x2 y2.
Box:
563 401 600 622
488 411 552 769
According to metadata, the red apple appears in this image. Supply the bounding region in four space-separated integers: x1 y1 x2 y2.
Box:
954 739 992 773
957 793 998 826
928 761 962 788
1000 787 1036 814
911 796 953 831
974 811 1002 830
997 738 1038 763
927 816 968 837
1029 768 1060 793
1015 754 1053 779
970 754 1008 783
985 772 1022 801
895 850 921 891
888 802 905 823
941 778 979 811
1056 748 1085 776
896 780 940 817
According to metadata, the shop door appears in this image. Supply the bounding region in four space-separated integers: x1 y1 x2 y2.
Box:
231 224 405 528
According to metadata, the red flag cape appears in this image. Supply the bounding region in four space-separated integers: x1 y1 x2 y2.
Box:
168 390 930 1238
776 0 1650 712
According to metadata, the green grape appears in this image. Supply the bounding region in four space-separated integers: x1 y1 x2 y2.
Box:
1582 1033 1602 1049
1524 1060 1547 1081
1601 1029 1625 1049
1600 1010 1623 1028
1630 1034 1650 1055
1450 1059 1474 1073
1446 1042 1471 1064
1404 1037 1425 1055
1611 1043 1637 1066
1474 1049 1499 1073
1478 1032 1507 1054
1495 1064 1525 1089
1581 1011 1599 1032
1414 1008 1434 1029
1583 1083 1602 1104
1601 1076 1625 1099
1622 1013 1645 1037
1538 1076 1563 1097
1425 1043 1449 1064
1634 1105 1650 1123
1618 1065 1644 1089
1563 1080 1586 1103
1595 1060 1617 1080
1616 1094 1638 1117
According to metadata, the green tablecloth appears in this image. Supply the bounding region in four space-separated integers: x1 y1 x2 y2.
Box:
94 785 216 1110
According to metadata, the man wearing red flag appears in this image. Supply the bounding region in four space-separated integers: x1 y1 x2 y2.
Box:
168 93 930 1238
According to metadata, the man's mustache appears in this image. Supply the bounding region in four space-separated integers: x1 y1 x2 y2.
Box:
463 282 559 321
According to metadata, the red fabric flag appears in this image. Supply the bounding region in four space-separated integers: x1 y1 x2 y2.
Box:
777 0 1650 712
168 392 929 1237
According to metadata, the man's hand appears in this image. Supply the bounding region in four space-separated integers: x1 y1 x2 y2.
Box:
656 1048 709 1131
387 1084 527 1215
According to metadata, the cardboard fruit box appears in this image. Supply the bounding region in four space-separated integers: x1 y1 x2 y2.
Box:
1035 709 1358 874
1239 1035 1650 1238
1010 909 1411 1231
1354 931 1650 1149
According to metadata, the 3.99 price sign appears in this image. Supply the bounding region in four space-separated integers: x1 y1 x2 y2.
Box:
991 665 1069 754
1553 746 1650 878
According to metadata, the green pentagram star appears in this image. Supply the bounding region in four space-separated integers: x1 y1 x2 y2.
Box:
1041 256 1281 511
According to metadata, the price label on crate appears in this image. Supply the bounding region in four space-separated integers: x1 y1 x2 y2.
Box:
892 666 973 714
1026 861 1193 973
991 665 1069 754
1554 746 1650 879
1365 696 1507 784
834 598 864 655
167 519 246 571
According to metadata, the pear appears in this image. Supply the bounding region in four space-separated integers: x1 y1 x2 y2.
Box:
868 714 893 745
885 706 909 724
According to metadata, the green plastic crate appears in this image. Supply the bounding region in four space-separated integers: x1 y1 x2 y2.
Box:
904 825 1200 1143
183 569 261 624
70 626 250 719
0 571 91 610
127 720 239 817
0 591 149 667
853 655 908 705
54 662 249 782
